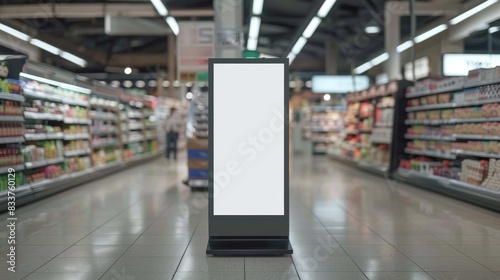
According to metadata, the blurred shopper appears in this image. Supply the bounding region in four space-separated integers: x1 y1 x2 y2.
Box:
164 108 181 160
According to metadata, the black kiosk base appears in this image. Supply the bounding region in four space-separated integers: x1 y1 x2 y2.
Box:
206 238 293 256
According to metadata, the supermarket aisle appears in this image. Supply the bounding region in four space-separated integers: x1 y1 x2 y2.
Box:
1 155 500 280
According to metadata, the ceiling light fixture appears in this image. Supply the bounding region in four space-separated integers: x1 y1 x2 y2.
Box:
252 0 264 15
303 17 322 38
449 0 498 25
397 40 414 53
60 51 87 67
124 67 132 75
414 24 448 43
323 94 331 101
286 0 338 64
150 0 168 16
30 39 60 55
365 26 381 34
247 16 262 51
0 23 30 41
166 17 179 36
371 52 389 66
490 26 500 34
317 0 338 18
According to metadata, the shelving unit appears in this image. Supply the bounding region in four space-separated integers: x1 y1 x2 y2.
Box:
330 80 412 175
0 60 162 207
187 89 209 190
398 67 500 211
303 106 345 155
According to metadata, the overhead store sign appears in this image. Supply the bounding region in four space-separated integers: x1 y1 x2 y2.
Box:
177 21 214 81
404 57 430 81
312 75 369 94
215 29 243 49
443 54 500 76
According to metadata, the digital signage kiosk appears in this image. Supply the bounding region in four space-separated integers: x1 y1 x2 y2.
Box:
206 58 292 255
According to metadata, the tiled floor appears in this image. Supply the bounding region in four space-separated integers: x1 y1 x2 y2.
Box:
1 155 500 280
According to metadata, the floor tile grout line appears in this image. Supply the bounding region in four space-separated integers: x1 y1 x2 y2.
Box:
289 195 369 279
19 199 155 280
289 255 301 280
96 204 175 280
169 221 201 280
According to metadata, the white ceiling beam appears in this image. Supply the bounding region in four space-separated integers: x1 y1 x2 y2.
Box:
447 1 500 41
0 4 214 19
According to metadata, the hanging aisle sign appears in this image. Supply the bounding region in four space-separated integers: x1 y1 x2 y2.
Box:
207 58 292 255
177 22 214 81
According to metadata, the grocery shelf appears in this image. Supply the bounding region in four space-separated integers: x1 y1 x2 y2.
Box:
406 118 500 125
406 86 462 99
62 98 89 107
371 140 392 144
0 136 25 144
0 184 32 198
91 115 117 121
375 123 393 127
406 98 500 112
404 148 456 159
128 125 144 130
25 157 65 169
64 117 91 124
453 149 500 159
345 130 359 135
92 142 118 149
25 133 64 141
23 88 63 102
0 115 24 122
24 112 64 121
0 164 24 174
394 168 500 212
404 134 455 141
92 129 117 135
406 103 454 112
64 133 90 140
453 134 500 141
0 93 25 102
127 138 144 144
127 114 143 119
64 149 90 157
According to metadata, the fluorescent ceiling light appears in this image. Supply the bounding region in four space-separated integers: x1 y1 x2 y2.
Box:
291 36 307 54
248 16 261 39
365 26 381 34
371 52 389 66
166 17 179 35
252 0 264 15
150 0 168 16
317 0 338 18
247 37 258 51
449 0 498 25
287 53 297 65
30 39 60 55
303 17 322 38
60 51 87 67
0 23 30 41
353 61 373 74
20 72 91 94
490 26 500 34
414 24 447 43
397 40 414 53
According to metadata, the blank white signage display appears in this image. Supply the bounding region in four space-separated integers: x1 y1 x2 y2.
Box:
213 63 285 216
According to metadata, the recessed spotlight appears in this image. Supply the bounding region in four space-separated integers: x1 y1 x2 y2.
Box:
186 92 193 99
111 80 120 87
148 80 157 87
123 80 133 88
124 67 132 75
162 80 170 87
135 80 145 88
305 81 312 88
365 26 381 34
289 81 296 88
173 80 180 87
323 94 331 101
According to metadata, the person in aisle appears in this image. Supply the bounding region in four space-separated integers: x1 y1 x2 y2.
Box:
164 107 181 160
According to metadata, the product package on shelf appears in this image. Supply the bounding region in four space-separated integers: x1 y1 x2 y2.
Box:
400 66 500 195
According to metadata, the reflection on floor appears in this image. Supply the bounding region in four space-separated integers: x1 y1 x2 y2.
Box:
1 154 500 280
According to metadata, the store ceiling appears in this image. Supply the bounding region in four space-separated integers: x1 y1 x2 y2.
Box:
0 0 499 75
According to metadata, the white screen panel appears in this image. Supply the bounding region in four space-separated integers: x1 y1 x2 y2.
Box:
213 63 285 216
